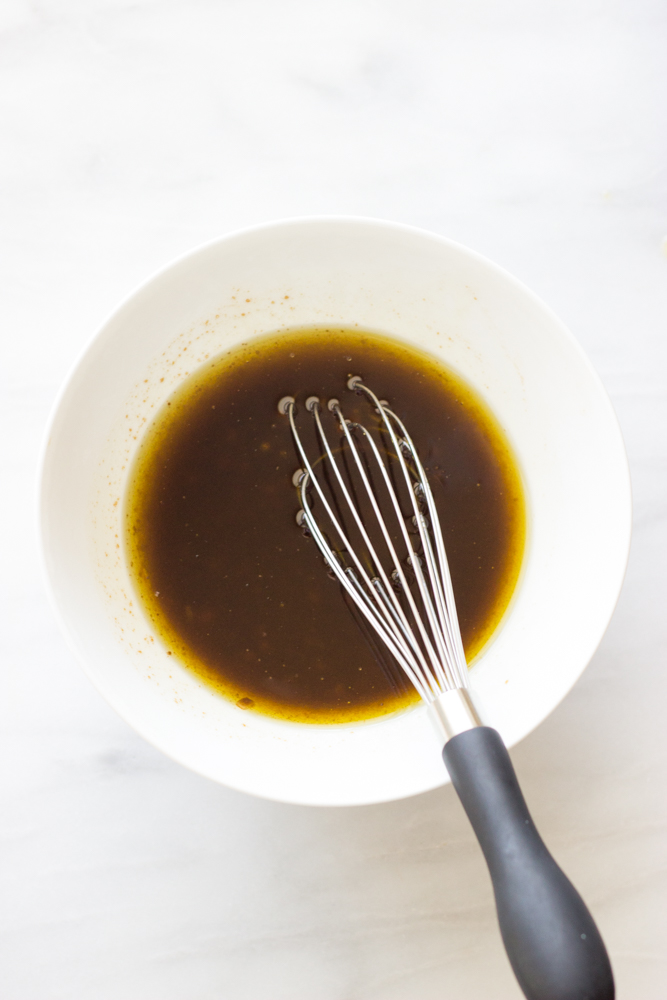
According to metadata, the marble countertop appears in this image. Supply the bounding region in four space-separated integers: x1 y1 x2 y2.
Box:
1 1 665 997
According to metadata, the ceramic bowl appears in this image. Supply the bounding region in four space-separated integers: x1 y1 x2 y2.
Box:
39 217 631 805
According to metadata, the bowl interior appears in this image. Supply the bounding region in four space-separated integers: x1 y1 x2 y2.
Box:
40 218 631 805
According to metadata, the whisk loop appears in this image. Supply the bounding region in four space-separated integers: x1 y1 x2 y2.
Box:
279 378 481 740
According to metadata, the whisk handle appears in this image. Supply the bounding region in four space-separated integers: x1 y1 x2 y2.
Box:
443 726 614 1000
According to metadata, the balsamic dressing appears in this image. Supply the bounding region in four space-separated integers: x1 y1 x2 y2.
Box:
125 328 525 723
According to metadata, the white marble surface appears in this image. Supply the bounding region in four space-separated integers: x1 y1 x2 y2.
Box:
1 1 666 997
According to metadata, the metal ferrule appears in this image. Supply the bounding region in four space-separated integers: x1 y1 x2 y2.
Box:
428 687 483 745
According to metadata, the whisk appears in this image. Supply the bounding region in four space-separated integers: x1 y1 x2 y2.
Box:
279 378 614 1000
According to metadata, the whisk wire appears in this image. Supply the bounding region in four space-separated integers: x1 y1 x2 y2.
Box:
288 404 431 697
283 380 470 704
345 568 431 700
331 413 444 695
372 395 468 690
311 404 418 656
350 384 466 690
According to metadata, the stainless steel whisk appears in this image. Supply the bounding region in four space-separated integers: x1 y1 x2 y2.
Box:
278 376 480 743
279 378 614 1000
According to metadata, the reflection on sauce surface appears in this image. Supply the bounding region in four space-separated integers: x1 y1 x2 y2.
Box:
125 328 525 723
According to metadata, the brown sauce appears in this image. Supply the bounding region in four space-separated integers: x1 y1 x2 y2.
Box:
125 328 525 723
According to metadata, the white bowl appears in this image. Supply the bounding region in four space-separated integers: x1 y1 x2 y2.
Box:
39 218 631 806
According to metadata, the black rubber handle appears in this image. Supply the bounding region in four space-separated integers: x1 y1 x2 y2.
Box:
443 727 614 1000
